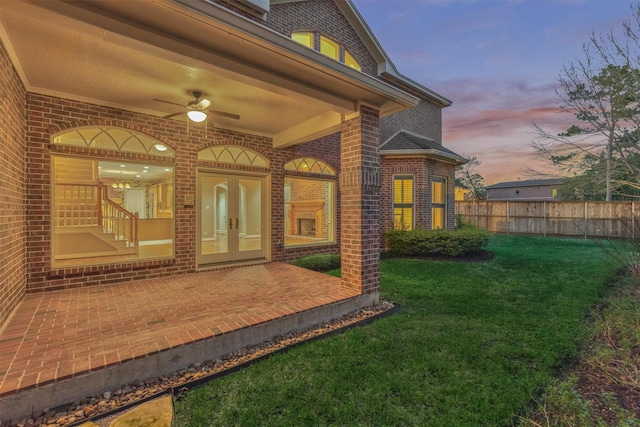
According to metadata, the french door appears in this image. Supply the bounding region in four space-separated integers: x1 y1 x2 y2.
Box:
197 171 267 266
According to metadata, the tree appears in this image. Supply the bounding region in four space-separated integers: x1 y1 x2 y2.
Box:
532 5 640 200
455 155 486 200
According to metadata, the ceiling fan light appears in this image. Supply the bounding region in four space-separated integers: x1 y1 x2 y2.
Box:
187 110 207 122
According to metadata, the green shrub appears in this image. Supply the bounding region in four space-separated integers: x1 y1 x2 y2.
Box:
291 253 341 272
384 227 490 257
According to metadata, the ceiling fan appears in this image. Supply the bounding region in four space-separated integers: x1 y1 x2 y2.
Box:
155 91 240 123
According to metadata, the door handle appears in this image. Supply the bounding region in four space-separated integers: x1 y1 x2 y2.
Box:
229 217 233 229
236 218 239 229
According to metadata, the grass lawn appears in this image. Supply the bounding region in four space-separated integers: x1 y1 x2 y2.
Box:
174 235 621 426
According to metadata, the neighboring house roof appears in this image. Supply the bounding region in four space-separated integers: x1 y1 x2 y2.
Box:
486 178 566 190
379 130 467 165
271 0 452 107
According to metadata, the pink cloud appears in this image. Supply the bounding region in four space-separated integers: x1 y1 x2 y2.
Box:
437 78 576 184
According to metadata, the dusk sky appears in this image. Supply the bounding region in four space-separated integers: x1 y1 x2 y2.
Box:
353 0 635 185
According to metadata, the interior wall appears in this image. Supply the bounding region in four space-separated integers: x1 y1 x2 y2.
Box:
0 39 27 328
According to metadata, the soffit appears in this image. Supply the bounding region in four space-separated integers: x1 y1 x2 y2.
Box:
0 0 417 146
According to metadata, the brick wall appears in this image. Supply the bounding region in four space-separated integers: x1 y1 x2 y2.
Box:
380 99 444 144
21 92 350 293
0 40 27 327
267 0 379 77
22 94 285 291
340 105 380 295
282 133 341 261
380 158 426 244
380 156 457 247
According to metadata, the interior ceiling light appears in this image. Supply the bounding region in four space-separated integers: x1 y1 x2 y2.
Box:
154 143 168 152
187 110 207 123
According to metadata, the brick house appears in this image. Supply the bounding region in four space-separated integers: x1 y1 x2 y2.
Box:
0 0 465 329
486 178 566 201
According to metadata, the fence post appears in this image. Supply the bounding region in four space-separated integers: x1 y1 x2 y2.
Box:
474 200 478 227
584 201 587 239
543 201 547 237
506 201 510 235
633 202 636 240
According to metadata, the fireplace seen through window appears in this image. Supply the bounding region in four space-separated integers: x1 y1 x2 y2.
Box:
298 218 315 236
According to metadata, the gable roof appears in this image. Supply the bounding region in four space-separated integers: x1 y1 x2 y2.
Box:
270 0 452 107
486 178 566 190
380 130 467 165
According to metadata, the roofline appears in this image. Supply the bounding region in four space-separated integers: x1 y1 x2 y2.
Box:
333 1 452 107
167 0 420 114
486 178 566 189
380 150 467 166
379 128 435 149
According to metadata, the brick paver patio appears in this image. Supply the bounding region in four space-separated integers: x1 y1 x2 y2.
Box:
0 263 359 402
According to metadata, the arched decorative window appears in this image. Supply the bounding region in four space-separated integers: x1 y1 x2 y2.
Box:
51 126 175 268
53 126 174 157
284 158 335 175
291 31 362 71
284 157 336 248
198 145 269 168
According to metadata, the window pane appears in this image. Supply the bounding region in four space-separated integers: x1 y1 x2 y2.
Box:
292 32 314 48
52 156 174 267
320 36 339 60
284 177 334 246
432 177 446 229
432 179 445 204
394 207 413 231
394 177 413 204
344 50 361 70
393 176 414 230
432 207 445 229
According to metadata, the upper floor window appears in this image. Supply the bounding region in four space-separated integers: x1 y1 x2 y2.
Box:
291 31 361 71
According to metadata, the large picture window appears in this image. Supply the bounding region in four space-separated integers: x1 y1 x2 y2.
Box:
393 175 414 230
284 158 335 246
432 176 446 229
51 127 174 267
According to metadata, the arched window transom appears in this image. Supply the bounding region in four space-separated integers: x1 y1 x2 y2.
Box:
285 158 335 175
53 127 174 157
198 145 269 168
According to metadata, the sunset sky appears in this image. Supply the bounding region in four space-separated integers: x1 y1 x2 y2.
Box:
353 0 635 184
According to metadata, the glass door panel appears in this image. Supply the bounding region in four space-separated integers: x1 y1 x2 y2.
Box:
199 174 231 263
238 177 262 255
197 172 266 267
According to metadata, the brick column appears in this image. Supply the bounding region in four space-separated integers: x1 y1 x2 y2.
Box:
340 105 380 295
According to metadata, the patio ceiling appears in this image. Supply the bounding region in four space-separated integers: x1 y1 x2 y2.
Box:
0 0 418 147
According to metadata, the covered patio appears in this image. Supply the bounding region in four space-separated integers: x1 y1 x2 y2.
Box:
0 263 365 421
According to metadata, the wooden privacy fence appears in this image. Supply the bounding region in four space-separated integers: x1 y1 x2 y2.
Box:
455 201 640 239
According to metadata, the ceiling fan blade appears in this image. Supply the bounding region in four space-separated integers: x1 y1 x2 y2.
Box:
209 110 240 120
153 98 184 108
162 112 184 119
